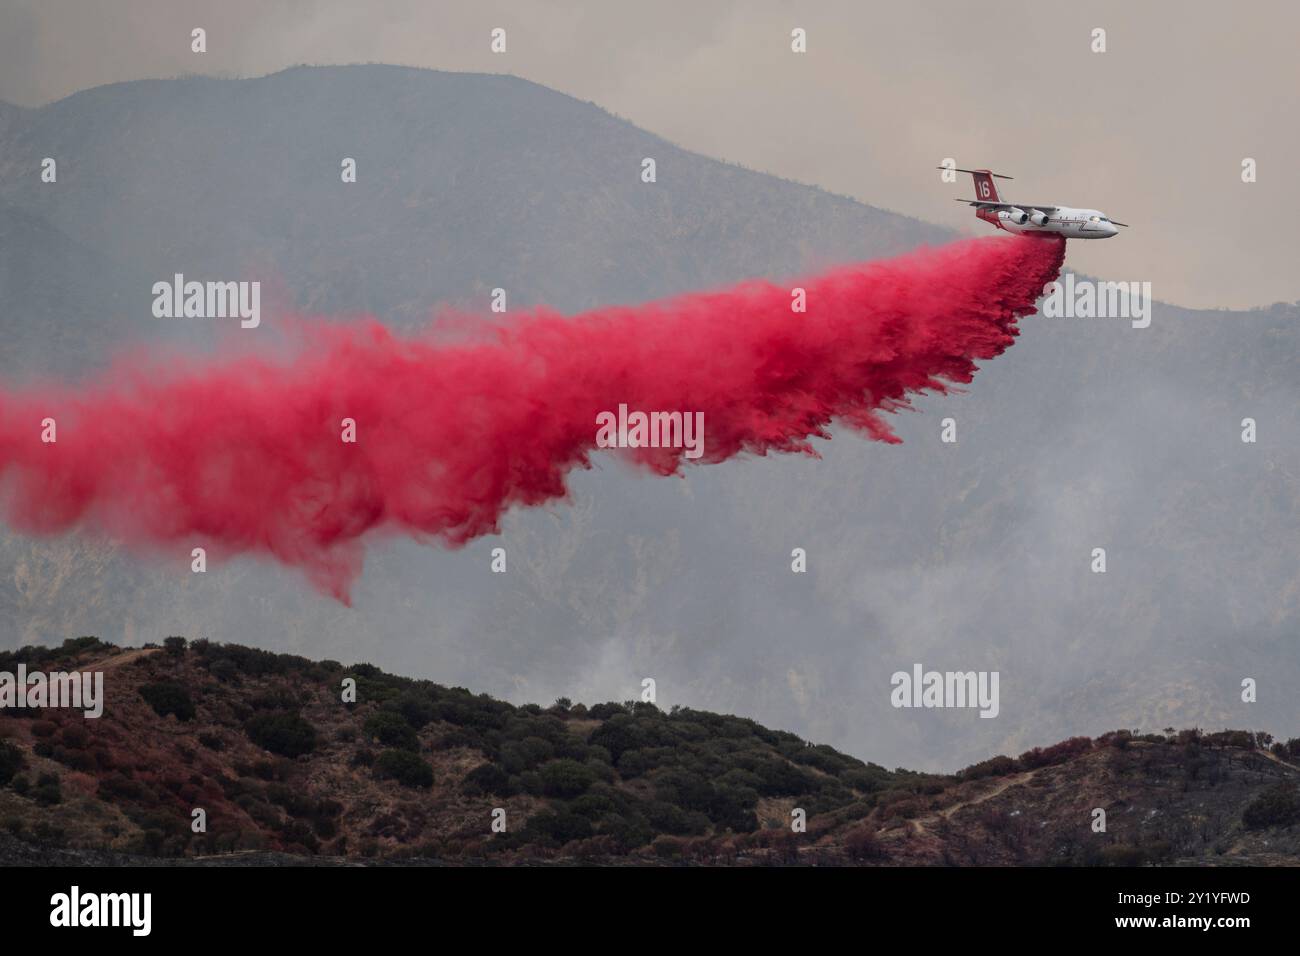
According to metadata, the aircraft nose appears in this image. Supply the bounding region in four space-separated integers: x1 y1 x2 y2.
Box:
1104 224 1119 238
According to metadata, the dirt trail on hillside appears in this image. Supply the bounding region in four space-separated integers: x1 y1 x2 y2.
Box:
905 771 1036 837
98 647 160 670
1258 748 1300 774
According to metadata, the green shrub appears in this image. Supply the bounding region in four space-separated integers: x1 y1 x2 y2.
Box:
245 712 317 758
374 749 434 788
1099 845 1147 867
390 693 436 730
539 759 598 798
570 792 619 820
0 741 24 786
139 681 196 722
588 714 646 761
1243 782 1300 829
521 810 593 846
644 800 707 836
34 772 62 807
960 755 1019 780
363 711 420 751
464 762 511 796
1018 737 1092 770
501 737 555 773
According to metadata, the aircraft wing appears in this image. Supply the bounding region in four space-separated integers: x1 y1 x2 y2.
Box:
955 199 1058 212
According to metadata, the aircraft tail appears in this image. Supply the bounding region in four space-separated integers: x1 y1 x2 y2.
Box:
943 167 1014 203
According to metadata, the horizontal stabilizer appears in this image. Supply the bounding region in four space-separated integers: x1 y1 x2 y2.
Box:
939 167 1014 180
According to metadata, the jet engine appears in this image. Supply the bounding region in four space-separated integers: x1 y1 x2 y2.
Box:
1004 207 1028 225
1028 210 1050 226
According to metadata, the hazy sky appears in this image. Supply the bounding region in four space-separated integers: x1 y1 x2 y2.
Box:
1 0 1296 309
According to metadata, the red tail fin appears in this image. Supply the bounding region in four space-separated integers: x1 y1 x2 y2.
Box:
970 169 1001 203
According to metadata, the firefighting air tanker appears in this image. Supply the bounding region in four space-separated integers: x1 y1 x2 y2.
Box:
944 167 1128 239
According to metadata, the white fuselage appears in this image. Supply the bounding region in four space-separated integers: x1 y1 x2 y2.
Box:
995 207 1119 239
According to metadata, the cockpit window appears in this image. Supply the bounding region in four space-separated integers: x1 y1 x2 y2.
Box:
1089 216 1101 222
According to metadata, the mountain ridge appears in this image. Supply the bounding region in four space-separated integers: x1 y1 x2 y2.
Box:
0 634 1294 868
2 637 1298 866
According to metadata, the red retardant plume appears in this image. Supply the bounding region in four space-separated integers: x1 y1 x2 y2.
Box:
0 235 1064 601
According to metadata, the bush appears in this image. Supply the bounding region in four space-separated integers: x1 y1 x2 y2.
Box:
1099 845 1147 867
464 762 511 796
245 712 317 758
374 749 434 788
209 659 239 683
522 810 593 846
751 759 818 796
0 741 24 787
501 737 554 773
844 825 886 861
139 681 196 722
1018 736 1092 770
34 773 62 807
1242 782 1300 830
960 755 1019 780
1205 730 1255 750
644 800 706 836
363 711 420 752
390 693 436 730
539 759 598 798
163 636 187 658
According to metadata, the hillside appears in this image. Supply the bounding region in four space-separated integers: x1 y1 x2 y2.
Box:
2 638 1298 865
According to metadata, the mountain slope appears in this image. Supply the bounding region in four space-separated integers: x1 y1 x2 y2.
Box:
1 639 1297 865
0 65 948 332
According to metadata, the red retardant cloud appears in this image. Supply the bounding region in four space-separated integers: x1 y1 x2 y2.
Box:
0 235 1064 601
